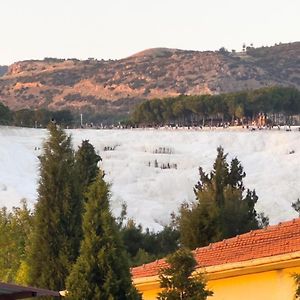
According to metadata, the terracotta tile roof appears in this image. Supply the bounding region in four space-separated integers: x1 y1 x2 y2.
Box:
132 218 300 279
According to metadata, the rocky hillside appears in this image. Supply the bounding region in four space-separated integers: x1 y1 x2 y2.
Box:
0 42 299 114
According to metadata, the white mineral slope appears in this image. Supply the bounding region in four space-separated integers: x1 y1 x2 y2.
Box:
0 126 299 230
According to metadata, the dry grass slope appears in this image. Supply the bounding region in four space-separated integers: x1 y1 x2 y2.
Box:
0 42 299 114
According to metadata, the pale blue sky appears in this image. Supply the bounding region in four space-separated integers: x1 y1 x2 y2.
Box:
0 0 299 64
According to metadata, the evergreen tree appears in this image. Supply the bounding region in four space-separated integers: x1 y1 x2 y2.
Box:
157 248 213 300
179 146 268 249
74 140 101 190
72 140 102 248
28 124 80 290
66 174 141 300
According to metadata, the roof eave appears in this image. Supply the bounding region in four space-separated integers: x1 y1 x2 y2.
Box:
133 250 300 288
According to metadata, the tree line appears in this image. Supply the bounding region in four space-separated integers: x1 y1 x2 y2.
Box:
0 105 74 127
2 86 299 128
131 86 300 126
0 105 127 127
0 124 274 299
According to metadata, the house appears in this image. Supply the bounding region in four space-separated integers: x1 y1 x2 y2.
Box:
132 218 300 300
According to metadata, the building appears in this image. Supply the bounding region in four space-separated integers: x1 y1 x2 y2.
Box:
132 218 300 300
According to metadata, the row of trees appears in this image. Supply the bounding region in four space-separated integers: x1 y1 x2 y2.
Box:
0 105 74 127
2 86 299 128
0 201 212 299
0 105 126 127
131 86 300 126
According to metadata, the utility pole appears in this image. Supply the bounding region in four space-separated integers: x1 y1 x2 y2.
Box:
80 113 83 128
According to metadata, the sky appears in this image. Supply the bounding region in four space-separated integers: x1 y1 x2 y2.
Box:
0 0 299 65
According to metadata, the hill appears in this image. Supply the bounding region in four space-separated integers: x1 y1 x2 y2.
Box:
0 42 299 115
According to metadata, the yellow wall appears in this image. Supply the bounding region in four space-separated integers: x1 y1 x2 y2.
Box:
208 266 300 300
138 286 160 300
134 259 300 300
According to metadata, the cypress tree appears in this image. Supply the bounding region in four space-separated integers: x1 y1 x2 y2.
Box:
72 140 102 248
66 174 141 300
28 124 79 290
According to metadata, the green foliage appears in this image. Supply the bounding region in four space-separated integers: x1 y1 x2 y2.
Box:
12 108 74 127
75 140 101 190
0 102 12 125
131 87 300 125
70 140 102 255
178 147 269 249
293 273 300 298
131 248 156 267
52 110 74 125
66 175 141 300
119 207 179 266
157 248 213 300
13 109 36 127
15 260 30 285
0 200 33 283
28 123 80 290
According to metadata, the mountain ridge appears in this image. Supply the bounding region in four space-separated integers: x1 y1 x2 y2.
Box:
0 42 299 115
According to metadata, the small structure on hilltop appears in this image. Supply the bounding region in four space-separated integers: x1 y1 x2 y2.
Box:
132 218 300 300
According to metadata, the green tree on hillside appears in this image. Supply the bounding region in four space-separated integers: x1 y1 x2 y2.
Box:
66 174 141 300
157 248 213 300
28 124 80 290
178 146 268 249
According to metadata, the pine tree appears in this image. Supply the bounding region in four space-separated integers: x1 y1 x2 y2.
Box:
66 174 141 300
157 248 213 300
179 146 268 249
28 124 80 290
